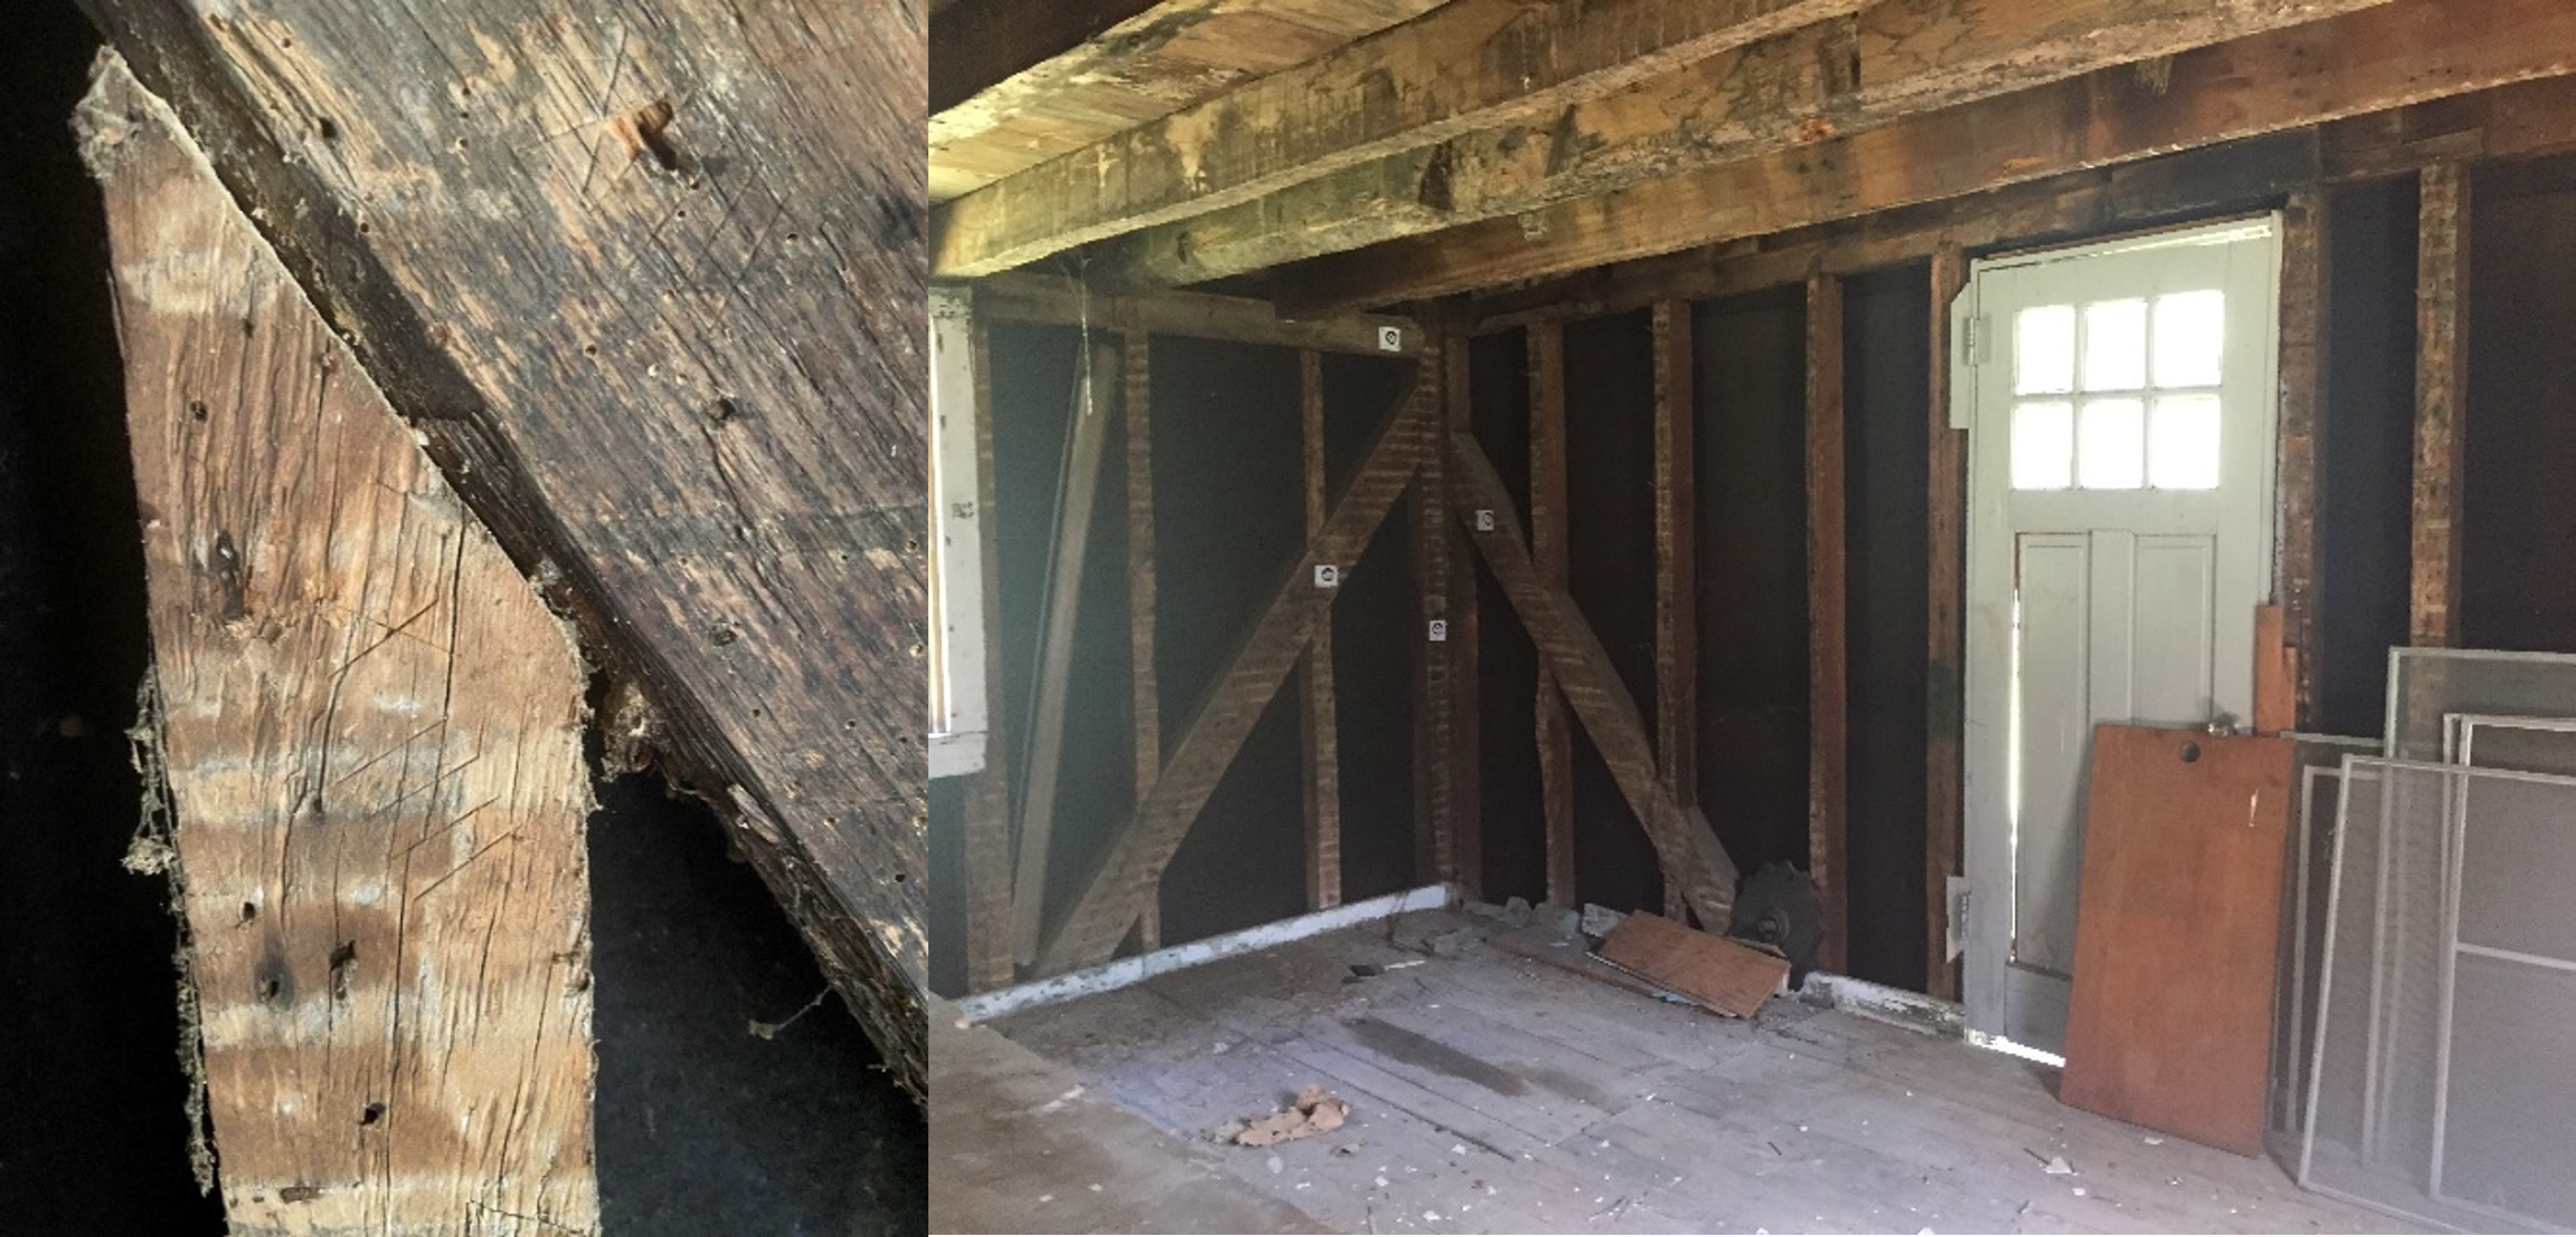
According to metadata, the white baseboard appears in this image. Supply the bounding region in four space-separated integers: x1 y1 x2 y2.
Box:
956 883 1456 1023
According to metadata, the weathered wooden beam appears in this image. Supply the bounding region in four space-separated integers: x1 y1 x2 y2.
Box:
1446 434 1741 922
1011 341 1120 964
1411 336 1457 886
1035 378 1432 974
1468 133 2320 332
932 0 1156 114
959 309 1017 993
1122 326 1164 950
1106 0 2397 290
1923 241 1966 1003
968 272 1423 357
1469 73 2576 331
86 59 597 1228
1279 0 2572 312
2412 163 2470 648
930 0 1445 201
934 0 1867 276
1440 315 1484 899
1527 322 1577 909
83 0 931 1092
1298 349 1344 910
2278 191 2331 725
1651 300 1699 923
1806 269 1851 976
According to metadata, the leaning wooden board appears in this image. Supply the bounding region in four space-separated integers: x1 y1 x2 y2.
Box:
2060 724 2293 1156
1594 911 1789 1018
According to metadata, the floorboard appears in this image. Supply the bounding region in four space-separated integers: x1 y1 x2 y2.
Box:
984 908 2402 1234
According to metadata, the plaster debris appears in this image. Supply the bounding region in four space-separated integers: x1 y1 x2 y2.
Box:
1224 1084 1350 1146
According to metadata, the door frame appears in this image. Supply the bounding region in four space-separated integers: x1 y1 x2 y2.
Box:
1952 214 2286 1052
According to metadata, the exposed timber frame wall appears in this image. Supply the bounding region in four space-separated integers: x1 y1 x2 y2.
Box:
930 283 1424 987
1424 70 2576 998
929 5 2576 1001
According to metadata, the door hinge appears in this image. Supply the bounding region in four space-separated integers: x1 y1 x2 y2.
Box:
1946 876 1971 962
1962 314 1993 367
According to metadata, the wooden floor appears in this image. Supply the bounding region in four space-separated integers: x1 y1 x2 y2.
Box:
988 908 2399 1234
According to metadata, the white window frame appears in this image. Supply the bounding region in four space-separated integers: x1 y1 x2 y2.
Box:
927 285 988 778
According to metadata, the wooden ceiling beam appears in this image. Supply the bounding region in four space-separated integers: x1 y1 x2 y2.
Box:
931 0 1444 202
1090 0 2394 289
1461 72 2576 332
1276 0 2576 314
933 0 1869 275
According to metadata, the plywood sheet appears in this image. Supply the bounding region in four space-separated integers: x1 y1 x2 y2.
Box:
1594 911 1788 1019
2060 724 2292 1156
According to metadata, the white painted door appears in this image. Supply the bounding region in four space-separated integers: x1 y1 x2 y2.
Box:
1958 219 2282 1054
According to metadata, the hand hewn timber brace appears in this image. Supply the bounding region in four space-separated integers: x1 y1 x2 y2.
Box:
1034 368 1436 975
1444 432 1740 924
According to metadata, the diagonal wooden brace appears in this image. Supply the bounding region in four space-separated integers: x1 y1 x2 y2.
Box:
1444 432 1740 923
1034 372 1435 975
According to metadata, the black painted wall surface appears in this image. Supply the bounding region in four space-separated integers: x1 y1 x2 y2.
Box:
1563 309 1666 914
1841 267 1933 993
1468 329 1547 906
1695 287 1816 879
1324 354 1421 906
2466 155 2576 657
2316 177 2421 738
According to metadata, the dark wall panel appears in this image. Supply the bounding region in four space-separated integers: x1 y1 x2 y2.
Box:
1152 337 1309 942
1322 352 1421 902
1842 266 1932 992
2316 177 2420 737
2465 156 2576 656
1695 287 1813 876
1563 309 1665 913
1468 330 1547 904
1335 502 1419 902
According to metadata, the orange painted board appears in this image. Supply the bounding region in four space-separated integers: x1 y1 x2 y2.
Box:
2059 724 2293 1156
2254 605 2295 735
1594 911 1789 1019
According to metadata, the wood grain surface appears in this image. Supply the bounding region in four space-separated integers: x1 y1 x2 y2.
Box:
2059 724 2293 1157
81 0 930 1089
84 58 598 1232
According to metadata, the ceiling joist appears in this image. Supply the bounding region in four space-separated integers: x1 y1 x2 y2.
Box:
1273 0 2576 313
931 0 1444 202
1098 0 2405 291
933 0 1869 275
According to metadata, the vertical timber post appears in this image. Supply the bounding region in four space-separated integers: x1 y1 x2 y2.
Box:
1806 268 1851 976
1529 321 1576 909
1924 241 1967 1001
1124 324 1164 950
2279 193 2330 728
1652 300 1699 923
1300 349 1345 909
2412 165 2468 649
960 303 1017 990
1445 311 1484 900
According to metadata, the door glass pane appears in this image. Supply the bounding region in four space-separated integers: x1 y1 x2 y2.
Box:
2150 394 2223 489
2078 398 2145 489
2082 299 2147 392
2152 290 2225 387
2016 305 2076 396
2013 400 2074 489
